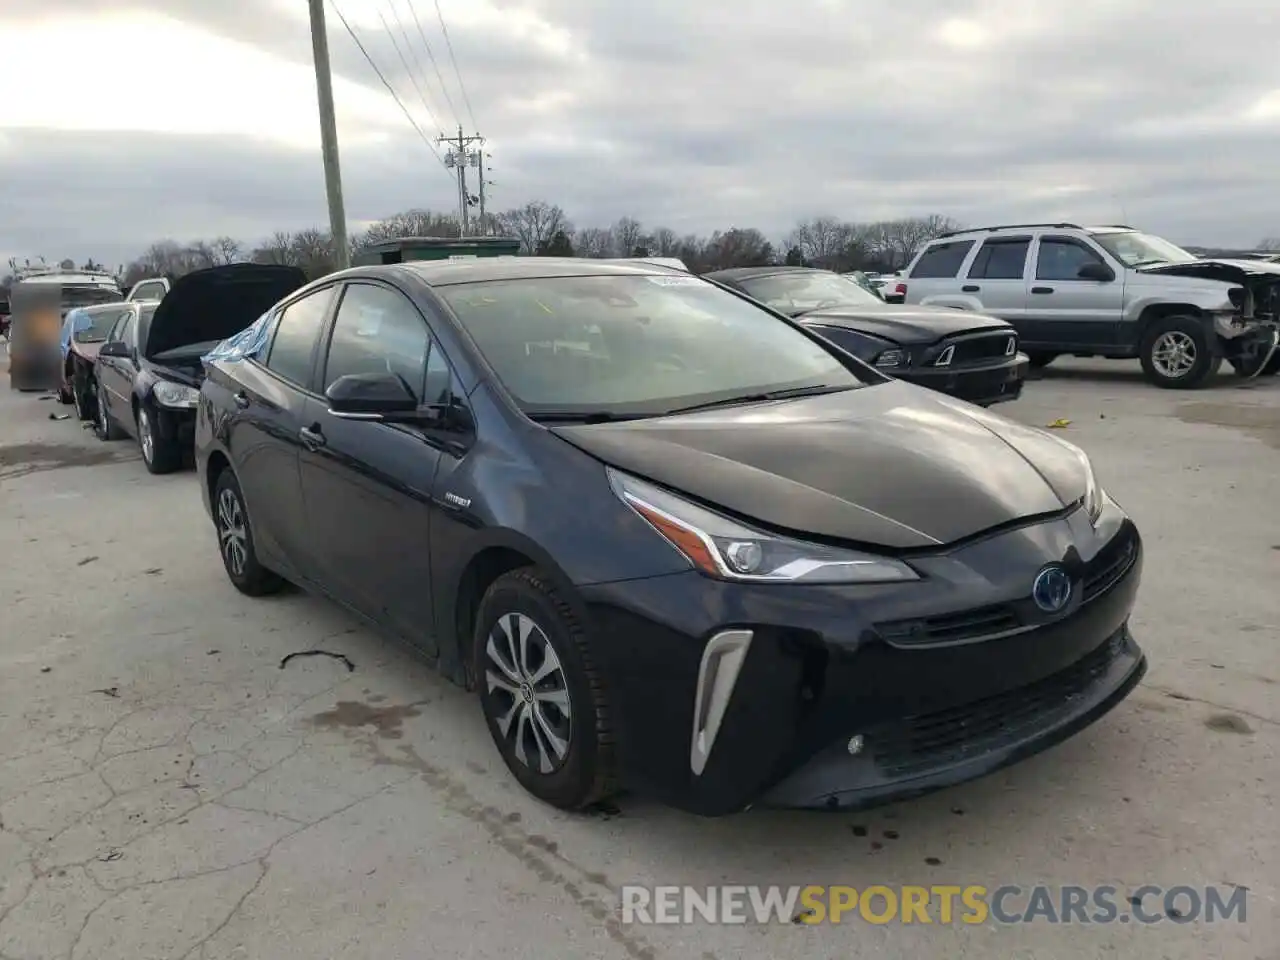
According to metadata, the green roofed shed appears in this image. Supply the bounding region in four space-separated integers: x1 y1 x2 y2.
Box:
352 235 521 266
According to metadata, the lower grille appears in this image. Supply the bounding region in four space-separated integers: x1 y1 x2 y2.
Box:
868 633 1123 777
875 603 1020 646
1083 538 1137 601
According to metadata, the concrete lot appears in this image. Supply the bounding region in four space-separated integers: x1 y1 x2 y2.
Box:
0 349 1275 960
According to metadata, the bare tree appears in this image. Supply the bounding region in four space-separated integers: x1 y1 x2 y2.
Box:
356 209 461 249
874 215 963 268
573 227 613 258
497 201 572 255
610 217 645 257
1258 236 1280 251
700 228 775 271
785 217 860 271
252 231 298 266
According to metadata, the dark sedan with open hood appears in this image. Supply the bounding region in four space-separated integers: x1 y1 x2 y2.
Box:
708 266 1030 406
96 262 306 473
196 258 1145 817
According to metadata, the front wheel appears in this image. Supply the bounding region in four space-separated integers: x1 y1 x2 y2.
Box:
474 568 617 810
212 468 284 596
1026 351 1058 369
1139 316 1220 389
138 405 183 474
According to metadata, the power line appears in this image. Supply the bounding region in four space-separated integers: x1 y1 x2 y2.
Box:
432 0 479 132
403 0 461 129
378 3 445 135
327 0 454 180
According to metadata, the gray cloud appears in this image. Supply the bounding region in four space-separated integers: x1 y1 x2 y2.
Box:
4 0 1280 268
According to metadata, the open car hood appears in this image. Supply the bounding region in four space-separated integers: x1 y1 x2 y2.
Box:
140 263 306 360
797 304 1010 344
1137 258 1280 284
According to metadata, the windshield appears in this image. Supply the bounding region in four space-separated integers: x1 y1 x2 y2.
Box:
735 271 885 315
438 274 869 417
1091 231 1197 267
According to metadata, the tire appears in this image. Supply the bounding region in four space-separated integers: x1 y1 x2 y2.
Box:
57 381 73 404
1026 352 1058 369
474 567 617 810
72 372 94 421
1139 315 1220 389
137 404 183 474
212 468 284 596
96 381 125 441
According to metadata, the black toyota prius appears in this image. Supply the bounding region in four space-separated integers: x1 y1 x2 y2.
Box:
195 257 1146 817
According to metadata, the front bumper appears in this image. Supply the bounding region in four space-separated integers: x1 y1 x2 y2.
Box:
579 501 1143 816
897 353 1030 406
154 403 197 447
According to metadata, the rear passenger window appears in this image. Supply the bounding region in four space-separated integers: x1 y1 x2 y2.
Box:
967 239 1030 280
265 288 333 387
909 240 975 278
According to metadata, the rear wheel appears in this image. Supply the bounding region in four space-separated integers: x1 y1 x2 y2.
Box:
1139 316 1220 389
96 381 125 440
212 468 284 596
474 567 617 810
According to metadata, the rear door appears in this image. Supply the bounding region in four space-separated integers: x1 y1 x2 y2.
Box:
903 239 978 308
226 285 336 579
962 236 1031 325
1025 235 1126 348
298 280 443 651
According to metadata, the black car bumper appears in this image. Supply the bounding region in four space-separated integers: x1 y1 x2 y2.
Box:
578 501 1143 816
154 404 197 447
897 354 1029 406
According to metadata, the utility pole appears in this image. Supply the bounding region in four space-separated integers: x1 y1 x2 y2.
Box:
438 126 484 235
307 0 349 269
469 149 490 234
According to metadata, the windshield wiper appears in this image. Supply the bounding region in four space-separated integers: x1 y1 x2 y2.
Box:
527 411 653 424
665 384 848 415
1129 258 1169 268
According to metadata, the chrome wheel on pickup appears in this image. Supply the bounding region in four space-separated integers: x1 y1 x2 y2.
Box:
1140 315 1220 389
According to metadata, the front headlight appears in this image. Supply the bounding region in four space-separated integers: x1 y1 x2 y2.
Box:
608 469 919 584
153 381 200 408
1053 437 1105 524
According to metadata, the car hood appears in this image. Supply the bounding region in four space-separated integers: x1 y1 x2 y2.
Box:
1137 258 1280 285
550 381 1089 550
796 304 1009 344
139 263 306 360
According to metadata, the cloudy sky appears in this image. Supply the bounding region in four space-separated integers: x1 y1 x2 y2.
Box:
1 0 1278 270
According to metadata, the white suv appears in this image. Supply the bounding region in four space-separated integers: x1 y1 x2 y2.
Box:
900 222 1280 388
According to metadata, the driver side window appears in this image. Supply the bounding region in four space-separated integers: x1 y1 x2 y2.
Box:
322 282 430 399
1036 238 1106 282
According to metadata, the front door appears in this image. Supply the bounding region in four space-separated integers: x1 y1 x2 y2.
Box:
98 309 140 434
1025 235 1126 348
298 281 443 652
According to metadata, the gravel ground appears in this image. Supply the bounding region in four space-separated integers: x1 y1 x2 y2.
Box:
0 349 1275 960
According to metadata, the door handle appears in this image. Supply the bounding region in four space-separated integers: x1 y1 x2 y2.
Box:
233 391 250 409
299 425 326 450
961 284 980 293
1031 286 1054 294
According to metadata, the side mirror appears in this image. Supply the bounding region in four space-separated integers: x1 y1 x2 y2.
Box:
1077 262 1115 282
98 340 131 359
326 372 419 418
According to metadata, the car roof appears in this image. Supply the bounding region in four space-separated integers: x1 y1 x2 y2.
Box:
705 266 826 282
392 257 676 287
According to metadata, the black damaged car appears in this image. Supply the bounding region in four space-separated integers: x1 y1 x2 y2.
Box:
707 266 1030 406
96 263 306 472
196 258 1145 817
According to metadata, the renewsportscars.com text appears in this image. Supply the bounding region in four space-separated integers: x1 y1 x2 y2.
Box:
620 884 1248 926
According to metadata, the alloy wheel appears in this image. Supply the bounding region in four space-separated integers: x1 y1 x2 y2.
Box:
139 409 154 463
484 612 573 774
1151 331 1196 379
217 487 249 578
